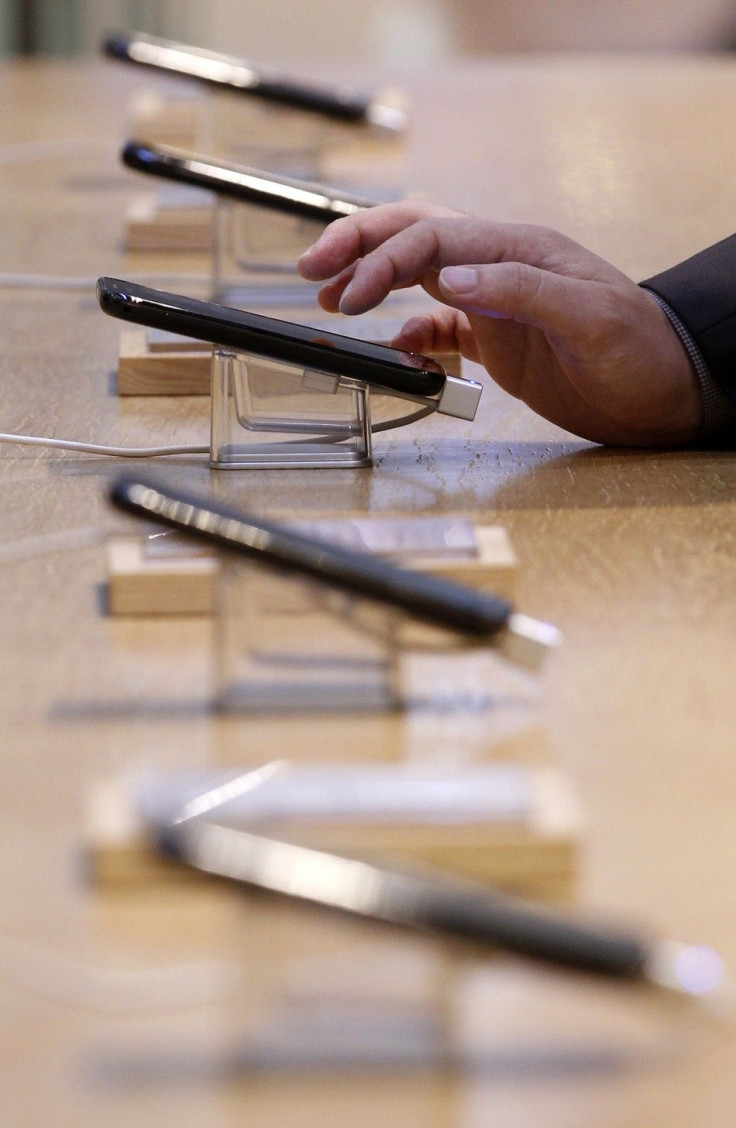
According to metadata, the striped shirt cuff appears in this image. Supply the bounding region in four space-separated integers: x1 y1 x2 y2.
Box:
642 286 736 437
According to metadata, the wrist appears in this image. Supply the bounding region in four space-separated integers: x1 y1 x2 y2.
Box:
641 287 736 439
631 289 704 445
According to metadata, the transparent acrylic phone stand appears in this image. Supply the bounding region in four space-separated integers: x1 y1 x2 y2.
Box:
200 95 344 178
212 198 326 304
210 345 372 469
215 556 402 712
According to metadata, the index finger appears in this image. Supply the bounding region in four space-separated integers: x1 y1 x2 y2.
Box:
298 200 461 280
325 216 591 316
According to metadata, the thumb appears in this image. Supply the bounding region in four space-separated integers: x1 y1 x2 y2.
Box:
438 262 593 336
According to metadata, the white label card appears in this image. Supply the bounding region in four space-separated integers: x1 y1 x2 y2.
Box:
138 764 533 829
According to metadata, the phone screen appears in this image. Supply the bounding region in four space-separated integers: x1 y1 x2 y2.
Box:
122 141 377 222
104 33 372 122
97 278 447 398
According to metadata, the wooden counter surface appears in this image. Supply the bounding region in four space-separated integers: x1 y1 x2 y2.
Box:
0 55 735 1128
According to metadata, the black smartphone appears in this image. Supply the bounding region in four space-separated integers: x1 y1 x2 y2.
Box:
97 277 447 399
122 140 378 223
110 475 514 639
103 31 388 126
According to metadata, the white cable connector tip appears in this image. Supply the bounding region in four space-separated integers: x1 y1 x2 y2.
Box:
496 612 563 672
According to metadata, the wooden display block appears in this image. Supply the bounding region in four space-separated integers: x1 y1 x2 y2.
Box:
412 524 517 591
107 534 217 616
85 764 581 900
123 189 214 253
106 517 518 617
117 328 212 395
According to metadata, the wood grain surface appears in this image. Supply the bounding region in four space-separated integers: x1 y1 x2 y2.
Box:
0 55 735 1128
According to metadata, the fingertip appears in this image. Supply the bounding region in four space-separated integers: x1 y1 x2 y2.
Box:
337 282 355 314
316 288 338 313
438 262 531 321
389 315 432 352
297 228 347 280
297 244 325 280
337 289 372 316
334 269 376 315
439 266 479 295
296 258 313 280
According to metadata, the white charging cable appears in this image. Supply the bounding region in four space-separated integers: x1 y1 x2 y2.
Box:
0 404 430 458
0 433 208 457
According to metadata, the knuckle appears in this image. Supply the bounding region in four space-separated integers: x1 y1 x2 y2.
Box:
523 223 574 262
507 262 543 307
527 223 562 246
412 220 442 265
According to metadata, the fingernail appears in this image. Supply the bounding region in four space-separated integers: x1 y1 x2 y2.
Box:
440 266 478 293
298 244 316 261
338 283 354 313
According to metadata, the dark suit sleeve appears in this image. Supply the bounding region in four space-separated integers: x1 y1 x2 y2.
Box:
641 234 736 406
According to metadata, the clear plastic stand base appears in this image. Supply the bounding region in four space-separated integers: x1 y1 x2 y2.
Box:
210 346 372 469
215 558 402 712
212 198 325 306
200 94 347 178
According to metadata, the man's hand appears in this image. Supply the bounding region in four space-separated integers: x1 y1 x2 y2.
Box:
298 201 702 446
